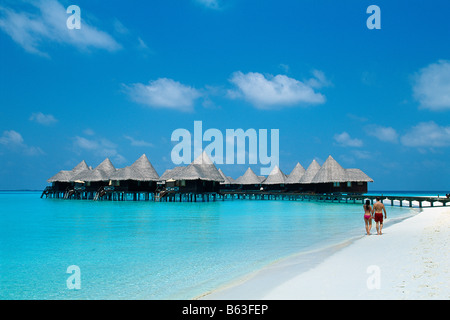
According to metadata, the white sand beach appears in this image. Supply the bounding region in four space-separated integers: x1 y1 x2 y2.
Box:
203 206 450 300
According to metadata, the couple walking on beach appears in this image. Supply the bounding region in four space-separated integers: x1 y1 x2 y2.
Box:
363 198 387 235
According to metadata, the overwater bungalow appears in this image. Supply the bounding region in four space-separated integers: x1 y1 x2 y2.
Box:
284 162 305 192
234 167 263 191
342 168 373 194
159 167 185 182
158 151 224 193
262 165 287 191
298 159 321 192
109 154 159 192
44 152 373 201
71 158 116 193
218 168 237 191
46 160 90 196
310 155 373 194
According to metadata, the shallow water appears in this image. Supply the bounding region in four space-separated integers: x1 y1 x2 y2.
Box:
0 191 417 299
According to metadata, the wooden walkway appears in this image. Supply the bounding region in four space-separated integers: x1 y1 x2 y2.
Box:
42 187 450 207
218 192 449 208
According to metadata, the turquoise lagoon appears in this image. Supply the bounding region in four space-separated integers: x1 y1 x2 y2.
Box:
0 191 423 299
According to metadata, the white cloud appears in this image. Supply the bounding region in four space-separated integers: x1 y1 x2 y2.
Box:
228 71 326 109
124 135 153 147
279 64 290 74
73 136 126 164
334 132 363 147
366 125 399 143
29 112 58 125
400 121 450 148
0 130 44 155
339 150 373 166
306 70 332 89
347 113 368 122
113 19 129 35
137 37 148 49
352 150 372 159
124 78 202 112
74 136 99 150
0 0 121 57
195 0 221 10
83 128 95 136
0 130 24 146
413 60 450 111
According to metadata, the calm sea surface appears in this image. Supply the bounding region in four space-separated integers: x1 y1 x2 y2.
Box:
0 191 428 299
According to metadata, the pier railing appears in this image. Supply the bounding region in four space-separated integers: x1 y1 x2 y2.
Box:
41 188 450 207
218 192 449 208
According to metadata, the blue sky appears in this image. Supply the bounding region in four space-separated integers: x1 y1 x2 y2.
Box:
1 0 449 191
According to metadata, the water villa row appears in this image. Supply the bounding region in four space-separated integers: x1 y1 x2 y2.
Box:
43 152 375 202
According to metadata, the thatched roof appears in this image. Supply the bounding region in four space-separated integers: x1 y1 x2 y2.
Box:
308 156 373 184
109 167 142 181
234 167 262 185
298 160 321 184
169 165 206 181
263 166 287 185
192 151 213 165
285 162 305 184
72 160 89 172
218 168 234 185
345 169 374 182
72 158 116 182
130 154 159 180
47 160 89 183
226 176 236 184
311 155 347 183
47 170 73 183
47 153 373 187
110 154 159 181
160 152 224 182
159 167 184 181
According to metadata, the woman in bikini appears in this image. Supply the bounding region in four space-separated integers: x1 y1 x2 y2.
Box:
363 199 373 235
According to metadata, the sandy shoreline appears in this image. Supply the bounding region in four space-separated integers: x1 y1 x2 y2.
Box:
202 206 449 300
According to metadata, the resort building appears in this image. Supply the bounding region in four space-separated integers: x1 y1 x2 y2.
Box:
46 160 90 196
109 154 160 193
70 158 116 197
262 166 288 191
341 168 374 193
297 159 322 191
157 151 224 194
46 155 160 199
234 167 264 191
44 153 373 200
218 168 237 191
285 162 306 191
310 156 373 194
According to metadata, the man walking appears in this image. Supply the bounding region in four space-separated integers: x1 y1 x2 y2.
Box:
372 197 387 235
